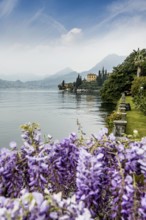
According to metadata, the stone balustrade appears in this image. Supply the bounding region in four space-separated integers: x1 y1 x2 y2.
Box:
113 93 129 137
113 120 127 137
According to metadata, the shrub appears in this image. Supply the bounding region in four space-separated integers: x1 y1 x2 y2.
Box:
131 77 146 115
106 111 123 132
131 76 146 97
138 96 146 115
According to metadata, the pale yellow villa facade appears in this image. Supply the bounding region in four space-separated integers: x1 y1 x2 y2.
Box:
87 73 97 82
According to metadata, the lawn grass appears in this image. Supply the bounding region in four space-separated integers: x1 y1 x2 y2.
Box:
126 96 146 138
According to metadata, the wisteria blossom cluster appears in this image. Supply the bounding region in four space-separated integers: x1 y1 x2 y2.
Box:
0 123 146 219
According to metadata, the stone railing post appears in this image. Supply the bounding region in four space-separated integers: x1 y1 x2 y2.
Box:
113 120 127 137
113 93 128 137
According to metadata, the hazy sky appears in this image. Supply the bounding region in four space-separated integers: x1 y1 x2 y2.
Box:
0 0 146 77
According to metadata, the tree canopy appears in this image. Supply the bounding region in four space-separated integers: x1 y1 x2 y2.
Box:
134 48 146 77
100 49 146 103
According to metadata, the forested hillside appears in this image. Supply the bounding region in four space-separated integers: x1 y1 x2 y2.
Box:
100 49 146 103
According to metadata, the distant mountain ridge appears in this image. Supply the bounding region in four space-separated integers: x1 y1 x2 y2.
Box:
0 73 43 82
79 54 126 79
0 54 126 89
89 54 126 73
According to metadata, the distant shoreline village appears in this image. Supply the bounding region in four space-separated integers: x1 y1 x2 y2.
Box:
58 68 108 93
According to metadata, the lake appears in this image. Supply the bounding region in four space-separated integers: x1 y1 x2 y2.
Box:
0 89 114 147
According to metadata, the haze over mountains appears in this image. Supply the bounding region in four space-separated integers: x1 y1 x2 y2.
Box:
0 54 126 89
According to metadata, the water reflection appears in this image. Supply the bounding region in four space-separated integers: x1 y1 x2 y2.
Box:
99 102 116 123
58 91 115 125
99 102 116 114
0 90 115 147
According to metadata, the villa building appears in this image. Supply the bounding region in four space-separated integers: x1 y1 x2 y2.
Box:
87 73 97 82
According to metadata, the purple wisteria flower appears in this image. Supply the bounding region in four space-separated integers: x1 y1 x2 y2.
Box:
139 193 146 219
110 169 123 219
121 175 134 219
0 149 24 197
0 123 146 219
76 148 108 218
9 141 17 150
92 127 108 141
0 191 92 220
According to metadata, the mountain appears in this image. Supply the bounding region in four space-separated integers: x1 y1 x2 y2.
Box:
40 68 79 87
89 54 126 73
79 54 126 78
0 54 126 89
0 73 43 82
40 54 126 86
24 68 79 88
0 69 79 89
45 67 74 79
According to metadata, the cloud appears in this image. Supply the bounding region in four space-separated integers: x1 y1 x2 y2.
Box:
26 10 67 36
0 13 146 77
61 28 83 44
3 9 68 45
91 0 146 33
0 0 146 78
108 0 146 14
0 0 18 17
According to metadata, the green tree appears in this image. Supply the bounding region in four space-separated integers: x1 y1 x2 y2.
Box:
133 48 146 77
62 80 65 88
75 74 82 88
96 69 108 87
100 70 133 103
58 80 65 90
131 76 146 115
131 76 146 97
97 70 102 86
100 49 146 103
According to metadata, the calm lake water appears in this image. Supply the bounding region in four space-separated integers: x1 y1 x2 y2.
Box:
0 89 114 147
